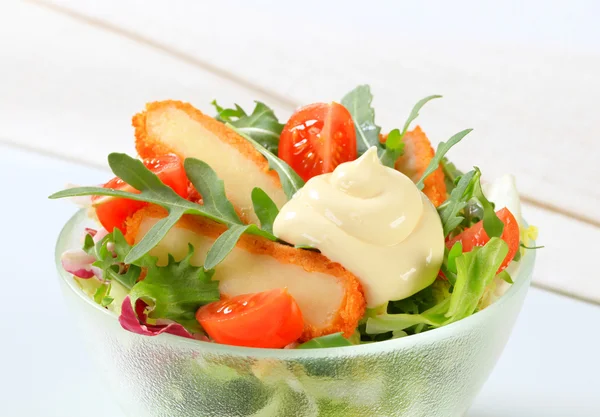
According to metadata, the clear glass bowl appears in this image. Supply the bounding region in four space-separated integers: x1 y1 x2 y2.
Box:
56 210 535 417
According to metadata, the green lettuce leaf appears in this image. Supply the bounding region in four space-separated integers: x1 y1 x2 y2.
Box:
297 333 353 349
365 313 442 334
440 241 463 286
366 238 508 336
445 237 508 322
365 281 451 335
93 282 111 306
129 244 220 332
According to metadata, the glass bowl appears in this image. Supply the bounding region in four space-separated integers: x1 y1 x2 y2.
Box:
56 209 535 417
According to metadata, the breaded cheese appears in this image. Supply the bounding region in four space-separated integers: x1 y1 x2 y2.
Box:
133 101 288 223
125 206 366 341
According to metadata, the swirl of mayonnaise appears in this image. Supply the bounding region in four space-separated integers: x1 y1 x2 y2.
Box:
273 147 444 307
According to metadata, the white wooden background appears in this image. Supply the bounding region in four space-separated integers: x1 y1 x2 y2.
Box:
1 0 599 306
2 1 600 416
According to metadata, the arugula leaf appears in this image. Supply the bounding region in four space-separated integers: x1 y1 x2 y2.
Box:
297 333 353 349
445 237 508 323
399 95 442 139
463 200 484 226
51 153 218 263
92 229 146 290
50 154 237 228
416 128 473 190
127 215 184 264
436 167 503 239
341 85 382 155
174 158 278 263
379 128 403 168
379 95 441 168
184 158 243 224
471 170 504 238
521 243 545 250
204 224 250 270
211 100 244 121
441 157 463 193
437 170 477 237
212 101 284 154
129 244 220 332
228 124 304 199
50 153 277 266
251 187 279 234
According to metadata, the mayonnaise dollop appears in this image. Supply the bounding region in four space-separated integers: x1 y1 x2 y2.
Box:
273 147 444 307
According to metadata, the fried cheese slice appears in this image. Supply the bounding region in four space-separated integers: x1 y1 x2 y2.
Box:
125 206 366 341
133 101 288 223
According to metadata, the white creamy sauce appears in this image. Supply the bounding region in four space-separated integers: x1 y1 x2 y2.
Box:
273 147 445 307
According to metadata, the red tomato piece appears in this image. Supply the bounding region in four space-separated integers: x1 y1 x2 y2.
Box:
196 289 304 348
92 154 188 233
446 207 520 274
278 102 357 181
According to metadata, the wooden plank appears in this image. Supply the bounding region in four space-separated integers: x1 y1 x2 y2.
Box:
524 204 600 305
0 1 291 168
32 0 600 224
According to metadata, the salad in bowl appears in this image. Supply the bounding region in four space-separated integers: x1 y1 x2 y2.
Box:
52 85 537 416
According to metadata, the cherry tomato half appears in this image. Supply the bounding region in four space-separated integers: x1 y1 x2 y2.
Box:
196 288 304 348
278 102 357 181
92 154 188 233
446 207 520 274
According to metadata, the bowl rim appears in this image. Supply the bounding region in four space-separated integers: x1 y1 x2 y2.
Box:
56 209 534 358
